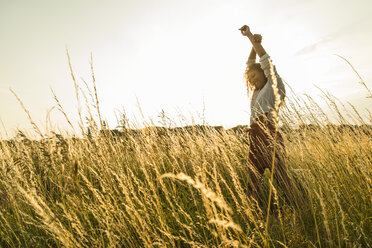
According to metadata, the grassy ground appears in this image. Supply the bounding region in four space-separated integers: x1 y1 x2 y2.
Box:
0 104 371 247
0 56 371 247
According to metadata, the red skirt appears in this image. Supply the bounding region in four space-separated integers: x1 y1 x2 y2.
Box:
247 115 286 176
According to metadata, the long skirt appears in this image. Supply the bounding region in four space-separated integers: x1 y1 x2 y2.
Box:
247 115 289 192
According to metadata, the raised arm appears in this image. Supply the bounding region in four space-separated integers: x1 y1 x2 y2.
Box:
247 34 262 66
240 26 285 91
239 25 266 57
247 47 256 66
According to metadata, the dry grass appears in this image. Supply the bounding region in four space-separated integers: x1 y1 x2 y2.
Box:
0 56 371 247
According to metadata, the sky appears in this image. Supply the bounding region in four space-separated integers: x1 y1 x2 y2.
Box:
0 0 371 137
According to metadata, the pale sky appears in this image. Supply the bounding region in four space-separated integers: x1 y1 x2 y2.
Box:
1 0 371 137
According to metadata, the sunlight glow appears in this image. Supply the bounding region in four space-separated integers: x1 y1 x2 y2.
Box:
0 0 371 137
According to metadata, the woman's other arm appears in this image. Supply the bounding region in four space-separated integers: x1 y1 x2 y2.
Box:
246 34 262 66
239 25 266 57
247 47 256 66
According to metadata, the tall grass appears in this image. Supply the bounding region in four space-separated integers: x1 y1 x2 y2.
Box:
0 55 371 247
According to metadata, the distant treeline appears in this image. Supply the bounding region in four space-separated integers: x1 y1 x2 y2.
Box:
98 123 372 137
3 123 370 143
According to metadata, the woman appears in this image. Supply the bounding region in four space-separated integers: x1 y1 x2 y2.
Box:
239 25 290 194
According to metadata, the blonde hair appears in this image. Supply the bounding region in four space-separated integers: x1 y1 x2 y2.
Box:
244 63 264 97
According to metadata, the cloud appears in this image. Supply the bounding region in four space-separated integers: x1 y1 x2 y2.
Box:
293 14 371 57
293 35 334 56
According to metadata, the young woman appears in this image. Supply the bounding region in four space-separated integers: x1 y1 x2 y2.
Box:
239 25 290 194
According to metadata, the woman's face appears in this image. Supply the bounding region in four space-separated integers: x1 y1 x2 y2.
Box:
247 69 267 90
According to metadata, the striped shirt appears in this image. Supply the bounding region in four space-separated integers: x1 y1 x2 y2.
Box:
247 54 286 126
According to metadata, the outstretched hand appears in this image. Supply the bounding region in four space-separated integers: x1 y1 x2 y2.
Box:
239 25 252 37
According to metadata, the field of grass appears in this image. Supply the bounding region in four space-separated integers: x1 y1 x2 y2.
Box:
0 58 371 247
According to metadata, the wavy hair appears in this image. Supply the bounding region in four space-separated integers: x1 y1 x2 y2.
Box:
244 63 286 108
244 63 264 97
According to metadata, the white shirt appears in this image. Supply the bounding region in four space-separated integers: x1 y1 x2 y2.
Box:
247 54 286 125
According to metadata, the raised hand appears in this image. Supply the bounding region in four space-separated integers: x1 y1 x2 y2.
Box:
253 34 262 43
239 25 252 37
240 26 267 57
